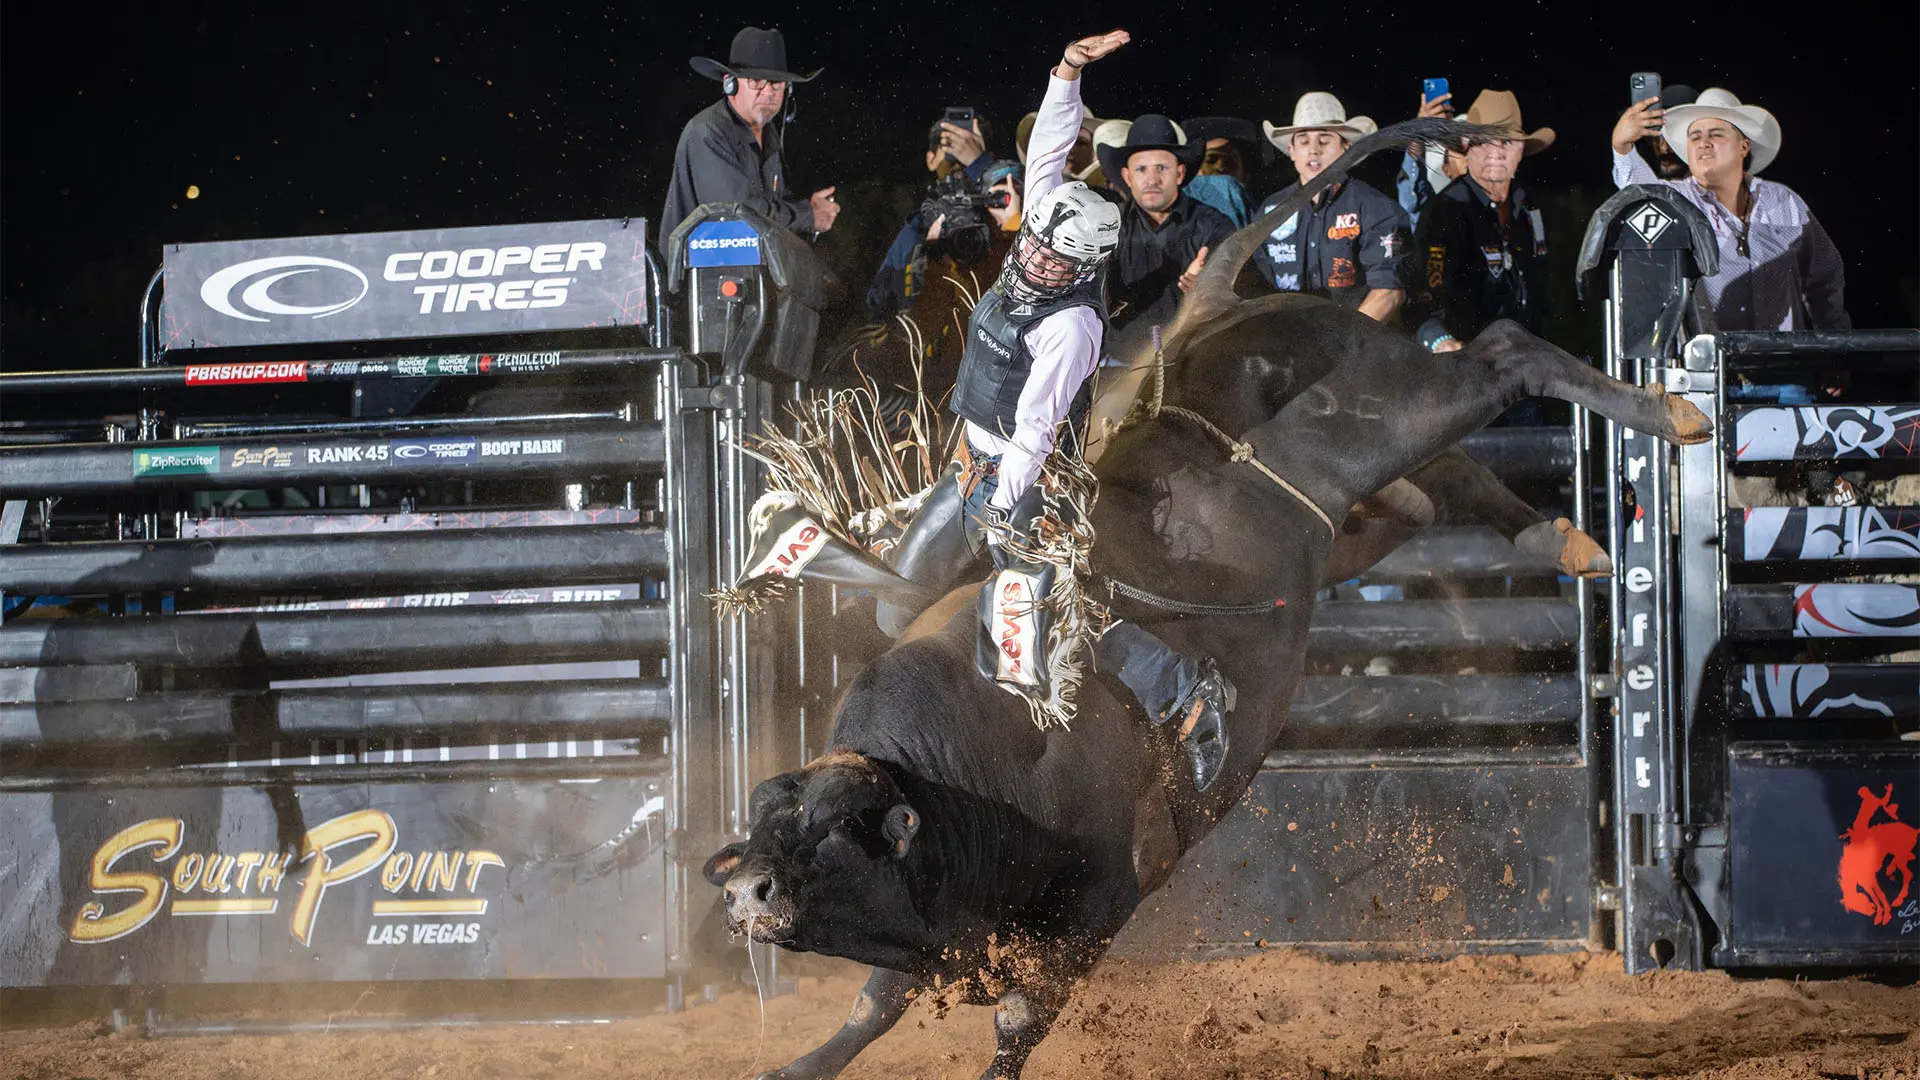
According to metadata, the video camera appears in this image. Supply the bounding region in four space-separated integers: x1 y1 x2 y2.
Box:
918 171 1010 266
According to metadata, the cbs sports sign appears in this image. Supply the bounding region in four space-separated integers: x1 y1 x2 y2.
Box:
161 219 649 348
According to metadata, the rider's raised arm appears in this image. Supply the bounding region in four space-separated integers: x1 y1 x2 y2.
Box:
1025 30 1129 208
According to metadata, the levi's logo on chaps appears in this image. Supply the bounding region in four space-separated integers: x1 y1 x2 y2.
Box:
750 518 827 579
994 571 1043 686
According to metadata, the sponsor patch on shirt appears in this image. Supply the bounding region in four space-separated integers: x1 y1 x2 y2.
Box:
1327 212 1361 241
1328 256 1357 289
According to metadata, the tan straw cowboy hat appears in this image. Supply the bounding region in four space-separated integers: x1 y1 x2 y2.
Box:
1661 87 1780 173
1262 92 1376 152
1462 90 1555 155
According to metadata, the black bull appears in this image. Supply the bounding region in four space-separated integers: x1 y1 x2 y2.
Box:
703 118 1713 1080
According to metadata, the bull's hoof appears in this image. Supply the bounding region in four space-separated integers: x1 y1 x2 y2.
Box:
1516 517 1613 579
1660 389 1715 445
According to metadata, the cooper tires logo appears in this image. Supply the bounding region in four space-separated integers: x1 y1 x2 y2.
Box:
200 256 370 323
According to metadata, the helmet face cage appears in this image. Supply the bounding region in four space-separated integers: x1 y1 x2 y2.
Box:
1000 224 1102 304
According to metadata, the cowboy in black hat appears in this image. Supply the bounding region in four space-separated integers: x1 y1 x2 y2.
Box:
661 27 840 239
1097 115 1235 330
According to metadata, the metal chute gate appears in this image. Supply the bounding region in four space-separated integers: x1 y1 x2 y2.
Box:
0 209 817 1026
0 194 1912 1030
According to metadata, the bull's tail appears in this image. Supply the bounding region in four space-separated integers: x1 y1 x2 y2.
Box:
1172 117 1512 339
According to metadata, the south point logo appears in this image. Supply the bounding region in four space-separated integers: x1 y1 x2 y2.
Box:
67 811 505 947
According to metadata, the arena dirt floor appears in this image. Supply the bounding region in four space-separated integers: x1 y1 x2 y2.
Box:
5 951 1915 1080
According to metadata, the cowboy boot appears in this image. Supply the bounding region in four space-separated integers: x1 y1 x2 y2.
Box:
875 464 981 638
1166 657 1235 793
1094 623 1236 793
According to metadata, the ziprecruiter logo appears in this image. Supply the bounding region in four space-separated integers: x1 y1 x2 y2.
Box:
134 446 221 477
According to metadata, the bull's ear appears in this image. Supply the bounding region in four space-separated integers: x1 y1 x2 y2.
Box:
703 842 746 886
883 804 919 859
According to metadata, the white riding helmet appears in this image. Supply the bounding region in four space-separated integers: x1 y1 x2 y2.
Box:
1000 181 1120 303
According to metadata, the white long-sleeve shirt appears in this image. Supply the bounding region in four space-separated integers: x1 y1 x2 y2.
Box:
1610 150 1849 332
965 73 1104 511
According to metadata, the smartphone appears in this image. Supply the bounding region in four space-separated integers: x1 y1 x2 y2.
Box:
1630 72 1662 107
1421 77 1449 105
943 106 975 129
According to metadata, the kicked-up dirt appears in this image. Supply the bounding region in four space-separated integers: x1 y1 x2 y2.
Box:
3 950 1915 1079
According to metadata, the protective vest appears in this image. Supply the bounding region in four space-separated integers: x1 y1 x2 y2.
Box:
950 278 1107 437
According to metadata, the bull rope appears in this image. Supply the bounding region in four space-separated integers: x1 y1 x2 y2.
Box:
1133 325 1339 540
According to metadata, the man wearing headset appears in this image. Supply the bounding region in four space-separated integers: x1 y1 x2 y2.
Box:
878 28 1236 792
662 27 841 239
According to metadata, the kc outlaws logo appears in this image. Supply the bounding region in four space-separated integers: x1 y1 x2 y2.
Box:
68 811 505 948
1837 785 1918 928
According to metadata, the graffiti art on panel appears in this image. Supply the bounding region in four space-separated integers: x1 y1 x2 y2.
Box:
1733 405 1920 462
1792 584 1920 637
1737 663 1910 718
1740 506 1920 561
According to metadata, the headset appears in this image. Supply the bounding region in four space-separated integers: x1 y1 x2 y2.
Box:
722 74 799 126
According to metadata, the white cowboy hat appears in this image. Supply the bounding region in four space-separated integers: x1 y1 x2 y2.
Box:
1660 87 1780 174
1262 92 1376 153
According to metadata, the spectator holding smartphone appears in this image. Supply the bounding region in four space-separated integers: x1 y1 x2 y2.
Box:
1398 84 1467 229
1611 87 1849 338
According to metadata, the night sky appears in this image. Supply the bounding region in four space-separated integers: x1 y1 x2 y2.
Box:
4 2 1916 374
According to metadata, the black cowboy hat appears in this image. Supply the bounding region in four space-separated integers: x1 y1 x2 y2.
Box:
1181 116 1278 168
1095 114 1203 187
690 26 822 84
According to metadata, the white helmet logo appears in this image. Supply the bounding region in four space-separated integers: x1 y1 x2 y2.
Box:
200 256 370 323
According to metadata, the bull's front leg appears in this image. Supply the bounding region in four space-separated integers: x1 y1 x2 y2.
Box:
978 927 1115 1080
757 965 923 1080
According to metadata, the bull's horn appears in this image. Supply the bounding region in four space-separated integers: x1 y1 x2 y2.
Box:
1178 117 1512 327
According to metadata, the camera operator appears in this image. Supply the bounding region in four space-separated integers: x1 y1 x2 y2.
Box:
867 113 995 319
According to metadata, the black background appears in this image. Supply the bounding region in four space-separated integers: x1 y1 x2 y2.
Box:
4 2 1915 373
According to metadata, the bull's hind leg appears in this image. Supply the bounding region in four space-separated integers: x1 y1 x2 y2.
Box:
1467 319 1713 445
756 966 923 1080
1410 446 1613 578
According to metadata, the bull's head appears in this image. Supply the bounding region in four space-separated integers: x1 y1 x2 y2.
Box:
703 752 921 956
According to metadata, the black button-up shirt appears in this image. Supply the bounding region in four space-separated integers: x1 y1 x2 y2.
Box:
661 98 813 241
1250 178 1410 310
1411 174 1548 348
1110 191 1236 330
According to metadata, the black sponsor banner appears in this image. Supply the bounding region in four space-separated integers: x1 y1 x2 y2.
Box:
160 219 650 349
1727 744 1920 955
0 348 678 395
197 583 644 613
181 508 644 538
0 773 670 986
0 423 663 498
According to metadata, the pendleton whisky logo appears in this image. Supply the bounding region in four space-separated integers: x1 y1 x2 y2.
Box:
68 810 505 947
